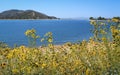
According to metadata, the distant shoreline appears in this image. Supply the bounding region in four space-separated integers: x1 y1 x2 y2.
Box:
0 18 60 20
0 18 90 20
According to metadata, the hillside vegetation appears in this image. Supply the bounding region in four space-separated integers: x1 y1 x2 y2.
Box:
0 9 58 19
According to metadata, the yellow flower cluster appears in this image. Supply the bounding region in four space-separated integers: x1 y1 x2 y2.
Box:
0 20 120 75
0 38 119 75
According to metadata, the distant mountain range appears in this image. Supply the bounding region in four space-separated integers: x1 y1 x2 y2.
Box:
0 9 58 19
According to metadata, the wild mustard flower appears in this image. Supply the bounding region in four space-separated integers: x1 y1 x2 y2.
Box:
48 38 53 43
12 69 19 74
25 29 40 47
52 61 58 68
42 63 46 69
35 62 39 67
26 67 32 73
6 52 13 59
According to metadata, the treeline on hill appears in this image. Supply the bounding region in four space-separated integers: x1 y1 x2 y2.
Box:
0 17 120 75
89 16 120 20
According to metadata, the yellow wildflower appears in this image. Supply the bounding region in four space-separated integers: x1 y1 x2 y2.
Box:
42 63 46 69
12 69 19 74
35 62 39 67
48 38 53 43
53 61 58 68
26 67 32 73
6 52 13 59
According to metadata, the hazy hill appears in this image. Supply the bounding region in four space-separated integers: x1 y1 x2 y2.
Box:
0 9 58 19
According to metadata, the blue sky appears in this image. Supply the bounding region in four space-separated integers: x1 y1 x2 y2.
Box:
0 0 120 18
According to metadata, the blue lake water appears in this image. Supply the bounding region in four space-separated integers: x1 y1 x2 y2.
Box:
0 20 93 46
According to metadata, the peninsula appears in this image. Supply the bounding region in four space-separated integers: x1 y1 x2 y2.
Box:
0 9 58 19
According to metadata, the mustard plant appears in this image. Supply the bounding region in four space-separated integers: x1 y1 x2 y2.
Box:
25 29 40 47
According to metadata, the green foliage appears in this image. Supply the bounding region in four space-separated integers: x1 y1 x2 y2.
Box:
112 17 120 20
97 16 106 20
90 20 109 41
89 16 107 20
111 19 120 46
41 32 54 49
89 17 94 20
90 18 120 75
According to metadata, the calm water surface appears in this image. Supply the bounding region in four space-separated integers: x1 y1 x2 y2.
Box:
0 20 93 46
